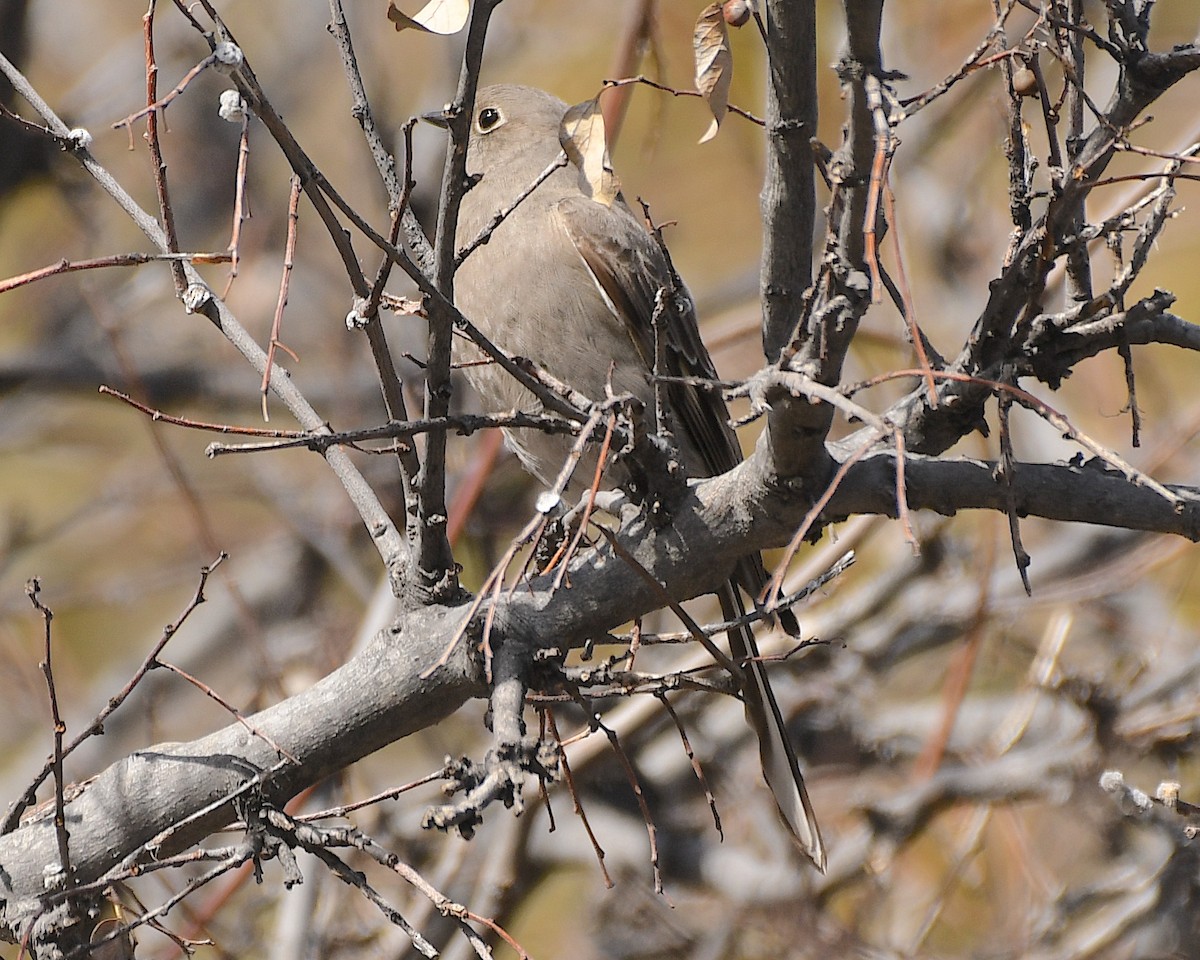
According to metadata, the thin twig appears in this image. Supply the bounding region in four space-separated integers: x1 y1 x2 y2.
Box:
881 178 939 406
111 50 219 133
602 74 764 126
545 710 613 888
224 108 251 293
140 0 187 296
570 692 669 898
153 660 299 764
454 152 569 267
656 692 723 838
0 251 231 295
26 580 72 889
593 526 739 675
2 557 227 836
260 174 303 421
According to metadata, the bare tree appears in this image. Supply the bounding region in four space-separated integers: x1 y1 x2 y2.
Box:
2 1 1200 957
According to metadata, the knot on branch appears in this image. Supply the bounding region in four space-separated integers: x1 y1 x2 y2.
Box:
421 739 560 840
236 791 304 887
27 897 102 960
407 553 467 607
767 117 811 140
617 428 688 527
1106 0 1152 58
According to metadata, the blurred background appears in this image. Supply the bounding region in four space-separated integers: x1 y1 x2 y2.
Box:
2 1 1200 957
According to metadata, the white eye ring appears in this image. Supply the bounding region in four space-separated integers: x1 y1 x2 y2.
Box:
476 106 504 133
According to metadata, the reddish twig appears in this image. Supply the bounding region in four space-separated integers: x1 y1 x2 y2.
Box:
862 75 892 306
881 178 939 408
99 386 308 438
153 660 299 765
111 50 219 133
656 692 723 839
545 710 613 888
223 108 252 296
421 506 547 680
551 412 618 590
261 174 303 421
0 251 230 295
140 0 186 297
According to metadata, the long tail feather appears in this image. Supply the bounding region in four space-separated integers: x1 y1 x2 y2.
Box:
718 581 826 872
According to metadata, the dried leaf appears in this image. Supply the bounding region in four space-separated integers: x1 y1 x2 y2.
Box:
559 97 621 208
388 0 470 34
386 295 425 316
694 2 733 143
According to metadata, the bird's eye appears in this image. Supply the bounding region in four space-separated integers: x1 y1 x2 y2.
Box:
477 107 503 132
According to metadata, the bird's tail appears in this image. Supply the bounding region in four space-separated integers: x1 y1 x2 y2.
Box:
717 580 826 872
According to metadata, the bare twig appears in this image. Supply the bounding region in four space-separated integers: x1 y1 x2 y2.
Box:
260 174 302 421
545 710 614 888
26 581 72 889
0 251 231 295
2 557 227 836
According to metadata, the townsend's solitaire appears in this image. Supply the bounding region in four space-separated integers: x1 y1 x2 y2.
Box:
433 84 824 870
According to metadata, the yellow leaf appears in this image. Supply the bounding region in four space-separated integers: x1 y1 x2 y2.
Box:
694 2 733 143
388 0 470 34
558 97 622 208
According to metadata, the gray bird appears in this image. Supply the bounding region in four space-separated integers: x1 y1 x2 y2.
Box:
436 83 825 870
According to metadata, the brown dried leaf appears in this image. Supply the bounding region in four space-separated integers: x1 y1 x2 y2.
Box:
694 2 733 143
387 0 470 34
559 97 621 208
385 295 426 316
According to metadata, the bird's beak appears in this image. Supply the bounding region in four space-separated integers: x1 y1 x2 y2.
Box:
420 105 451 129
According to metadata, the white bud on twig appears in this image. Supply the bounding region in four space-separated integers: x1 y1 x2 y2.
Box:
213 42 244 72
346 299 371 329
218 89 247 123
184 283 213 314
67 127 92 150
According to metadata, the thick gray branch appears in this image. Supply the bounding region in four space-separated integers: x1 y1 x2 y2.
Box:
0 609 482 941
3 434 1198 941
760 0 818 362
762 0 882 483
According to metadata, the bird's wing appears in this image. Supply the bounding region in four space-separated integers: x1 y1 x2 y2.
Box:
557 194 787 612
554 194 742 478
558 194 823 869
